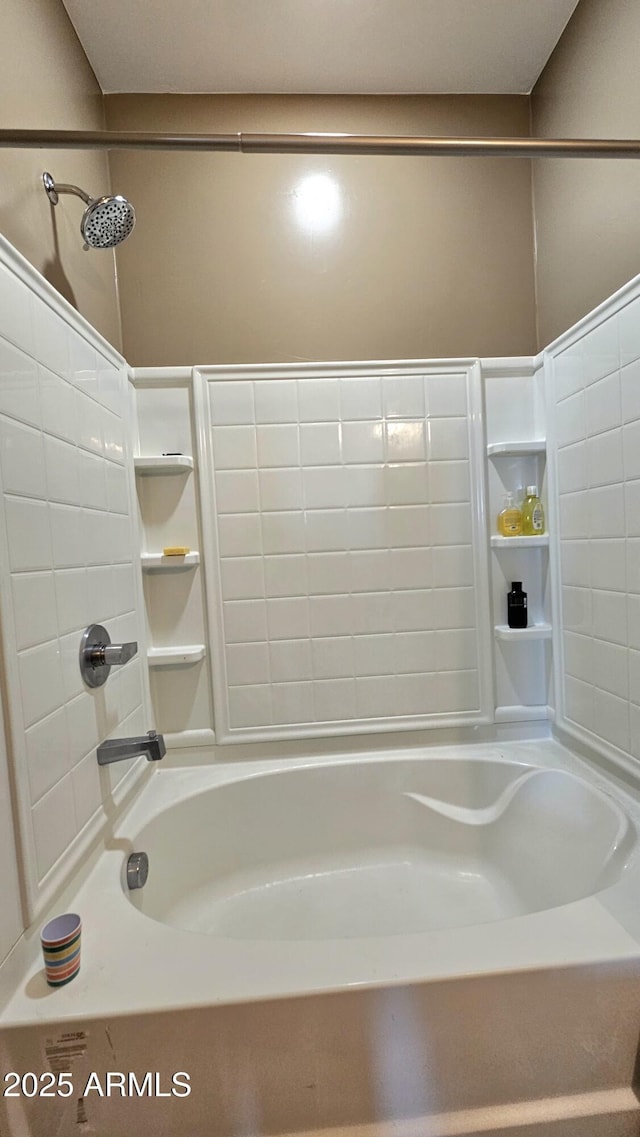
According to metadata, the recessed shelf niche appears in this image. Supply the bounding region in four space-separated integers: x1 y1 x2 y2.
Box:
483 363 551 726
133 376 214 741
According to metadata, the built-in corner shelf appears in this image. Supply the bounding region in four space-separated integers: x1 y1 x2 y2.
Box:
487 440 546 457
491 534 549 548
494 623 552 642
147 645 206 667
134 455 194 475
141 551 200 571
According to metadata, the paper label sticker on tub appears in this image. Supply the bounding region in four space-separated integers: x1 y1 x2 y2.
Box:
43 1030 89 1074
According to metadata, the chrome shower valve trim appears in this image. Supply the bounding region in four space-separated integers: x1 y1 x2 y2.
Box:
80 623 138 688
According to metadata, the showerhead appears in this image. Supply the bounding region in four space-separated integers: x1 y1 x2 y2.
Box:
80 194 135 249
43 171 135 250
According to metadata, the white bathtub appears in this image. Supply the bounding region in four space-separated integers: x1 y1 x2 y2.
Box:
3 738 640 1028
129 756 632 942
5 740 640 1137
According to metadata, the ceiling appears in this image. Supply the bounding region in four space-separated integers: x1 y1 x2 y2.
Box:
61 0 581 97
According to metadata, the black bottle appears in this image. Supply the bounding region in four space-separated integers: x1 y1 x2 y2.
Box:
507 581 528 629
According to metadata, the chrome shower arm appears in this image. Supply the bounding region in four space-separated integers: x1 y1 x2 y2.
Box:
52 182 92 204
42 172 91 206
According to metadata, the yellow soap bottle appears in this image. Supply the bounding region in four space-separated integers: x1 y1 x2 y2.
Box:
521 485 545 535
497 494 522 537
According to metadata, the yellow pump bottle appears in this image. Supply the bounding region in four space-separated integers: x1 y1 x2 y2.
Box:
497 493 522 537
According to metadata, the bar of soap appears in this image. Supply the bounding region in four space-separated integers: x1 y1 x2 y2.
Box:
163 546 190 556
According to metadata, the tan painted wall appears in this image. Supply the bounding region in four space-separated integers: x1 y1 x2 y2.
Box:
0 0 121 350
106 95 537 366
6 1 640 364
532 0 640 349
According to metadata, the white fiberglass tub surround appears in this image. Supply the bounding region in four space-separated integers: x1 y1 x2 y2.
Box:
131 758 631 941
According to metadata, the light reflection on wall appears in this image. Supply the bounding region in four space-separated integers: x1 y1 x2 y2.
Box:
292 173 342 235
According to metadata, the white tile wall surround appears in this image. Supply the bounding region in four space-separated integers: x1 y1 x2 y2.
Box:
196 362 492 741
0 236 151 920
547 270 640 777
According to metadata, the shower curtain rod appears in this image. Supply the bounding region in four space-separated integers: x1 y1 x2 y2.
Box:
2 128 640 158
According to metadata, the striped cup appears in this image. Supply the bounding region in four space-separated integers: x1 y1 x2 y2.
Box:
41 913 81 987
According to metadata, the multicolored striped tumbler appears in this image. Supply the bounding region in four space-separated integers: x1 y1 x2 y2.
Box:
41 913 81 987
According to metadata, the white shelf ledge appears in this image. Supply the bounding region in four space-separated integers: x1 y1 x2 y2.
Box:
148 645 206 667
494 705 550 723
162 728 217 749
494 623 552 642
487 440 546 457
134 455 194 474
141 552 200 571
491 534 549 548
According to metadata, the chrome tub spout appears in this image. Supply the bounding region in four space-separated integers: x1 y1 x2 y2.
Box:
97 730 166 766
